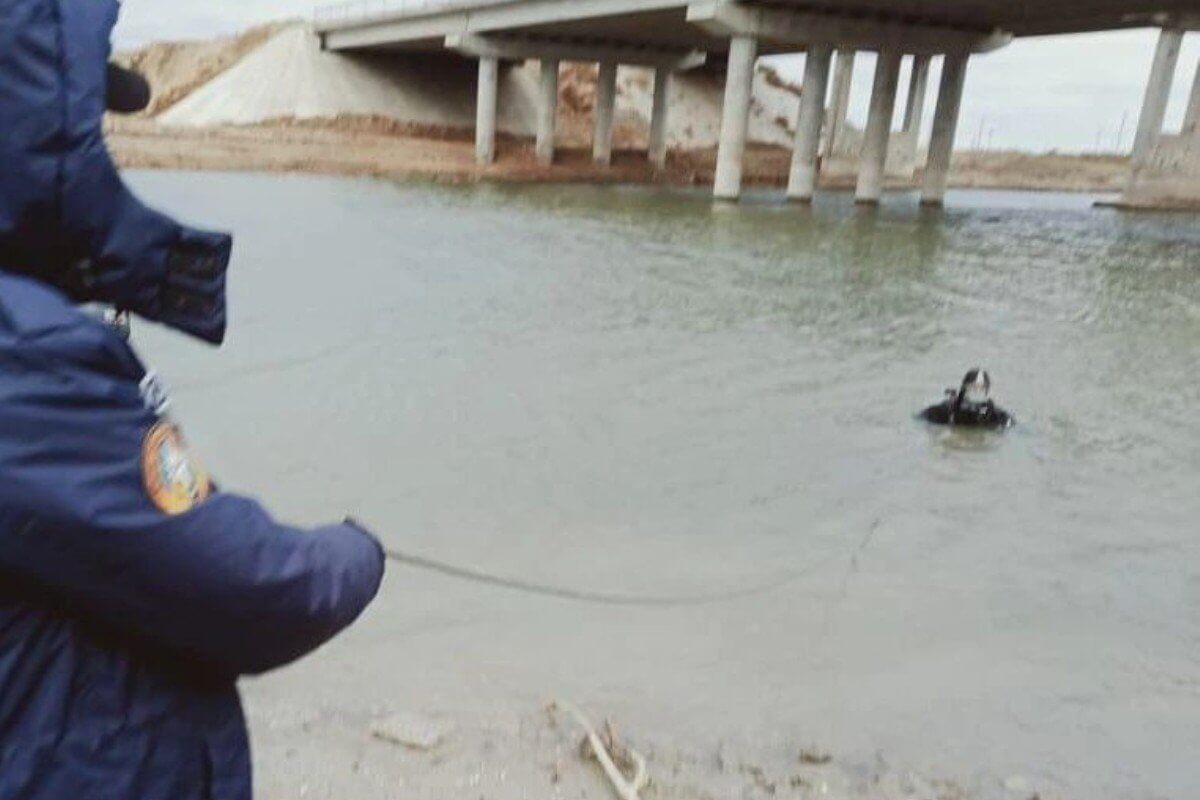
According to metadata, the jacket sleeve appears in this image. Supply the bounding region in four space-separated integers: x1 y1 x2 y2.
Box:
0 331 386 676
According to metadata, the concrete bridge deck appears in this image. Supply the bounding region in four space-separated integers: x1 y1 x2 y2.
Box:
313 0 1200 208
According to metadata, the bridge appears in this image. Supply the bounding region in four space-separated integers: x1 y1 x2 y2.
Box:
313 0 1200 207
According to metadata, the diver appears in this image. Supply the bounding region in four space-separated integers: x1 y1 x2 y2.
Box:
0 4 385 799
920 368 1014 429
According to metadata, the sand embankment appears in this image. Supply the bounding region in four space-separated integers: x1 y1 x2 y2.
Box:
109 23 1130 193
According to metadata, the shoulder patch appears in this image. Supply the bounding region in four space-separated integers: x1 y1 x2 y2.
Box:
141 422 211 515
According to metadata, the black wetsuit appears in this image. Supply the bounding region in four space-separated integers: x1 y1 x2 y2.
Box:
920 398 1013 429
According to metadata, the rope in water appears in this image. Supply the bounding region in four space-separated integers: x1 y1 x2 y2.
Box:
383 546 817 608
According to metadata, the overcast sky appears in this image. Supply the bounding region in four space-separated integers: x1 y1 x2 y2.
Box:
114 1 1199 154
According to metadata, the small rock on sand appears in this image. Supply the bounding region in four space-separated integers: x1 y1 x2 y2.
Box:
370 713 450 751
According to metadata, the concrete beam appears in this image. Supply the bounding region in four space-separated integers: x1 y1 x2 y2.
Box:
714 34 758 201
320 0 687 47
445 33 706 70
855 47 903 204
649 69 672 168
921 52 970 206
476 55 500 165
594 62 618 166
686 1 1011 56
537 59 560 165
1131 28 1184 161
787 45 833 202
825 49 855 158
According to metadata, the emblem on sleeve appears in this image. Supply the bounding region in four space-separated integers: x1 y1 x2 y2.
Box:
141 422 211 515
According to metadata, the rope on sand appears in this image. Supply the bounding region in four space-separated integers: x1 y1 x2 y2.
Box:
551 701 648 800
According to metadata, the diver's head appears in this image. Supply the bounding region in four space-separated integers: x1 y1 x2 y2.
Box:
958 369 991 406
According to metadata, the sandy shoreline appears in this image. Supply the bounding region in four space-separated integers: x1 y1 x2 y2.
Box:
108 118 1131 195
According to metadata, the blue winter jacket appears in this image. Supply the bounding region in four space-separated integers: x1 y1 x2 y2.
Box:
0 2 387 799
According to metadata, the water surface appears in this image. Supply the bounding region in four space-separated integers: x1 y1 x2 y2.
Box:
130 172 1200 799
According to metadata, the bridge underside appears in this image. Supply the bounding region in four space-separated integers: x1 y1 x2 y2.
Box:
314 0 1200 208
317 0 1198 54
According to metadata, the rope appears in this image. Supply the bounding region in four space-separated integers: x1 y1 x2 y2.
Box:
382 547 809 608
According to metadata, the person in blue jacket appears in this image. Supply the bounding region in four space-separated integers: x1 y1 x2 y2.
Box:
0 2 386 799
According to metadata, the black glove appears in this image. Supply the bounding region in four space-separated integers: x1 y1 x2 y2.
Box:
106 62 151 114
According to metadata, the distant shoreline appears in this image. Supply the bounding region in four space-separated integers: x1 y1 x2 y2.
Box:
108 118 1131 195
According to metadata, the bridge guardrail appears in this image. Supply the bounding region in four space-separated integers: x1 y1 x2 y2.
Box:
313 0 511 29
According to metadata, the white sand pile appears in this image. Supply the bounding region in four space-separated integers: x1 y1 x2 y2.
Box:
115 24 285 115
159 26 538 136
157 24 801 148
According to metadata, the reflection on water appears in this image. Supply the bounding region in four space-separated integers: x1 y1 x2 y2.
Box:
129 172 1199 799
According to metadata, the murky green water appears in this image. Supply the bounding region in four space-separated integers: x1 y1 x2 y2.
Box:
130 172 1200 799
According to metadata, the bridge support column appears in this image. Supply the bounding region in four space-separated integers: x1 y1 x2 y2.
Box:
714 34 758 201
1131 28 1184 161
787 45 833 202
825 49 855 158
475 56 499 165
649 68 672 169
921 51 969 206
1183 58 1200 135
536 59 560 165
856 48 903 204
594 62 618 166
903 54 932 139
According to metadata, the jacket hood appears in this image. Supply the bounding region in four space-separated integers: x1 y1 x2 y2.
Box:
0 0 229 345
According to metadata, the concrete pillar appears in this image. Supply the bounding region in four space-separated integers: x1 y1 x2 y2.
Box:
649 68 672 168
475 56 499 165
787 45 833 202
855 48 903 204
536 59 559 165
593 62 618 166
714 35 759 201
825 49 855 158
1131 28 1184 161
920 51 969 206
1184 59 1200 135
903 53 932 135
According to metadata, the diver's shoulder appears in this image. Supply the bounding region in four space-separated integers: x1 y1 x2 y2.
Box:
919 401 952 424
0 271 142 379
